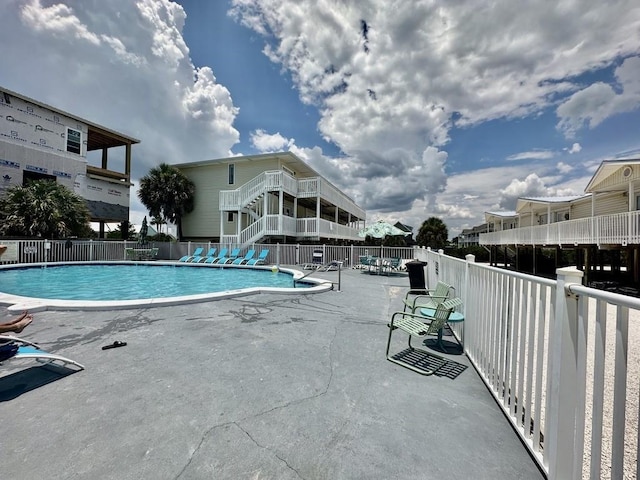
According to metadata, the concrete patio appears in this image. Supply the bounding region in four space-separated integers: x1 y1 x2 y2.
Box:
0 268 544 479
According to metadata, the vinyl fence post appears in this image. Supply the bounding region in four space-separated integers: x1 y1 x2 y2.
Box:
463 254 475 346
276 243 281 266
350 244 354 269
547 266 583 480
89 239 94 261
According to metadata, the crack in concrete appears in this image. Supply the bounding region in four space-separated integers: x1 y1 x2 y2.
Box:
174 324 339 479
173 420 234 479
242 322 338 422
233 422 305 480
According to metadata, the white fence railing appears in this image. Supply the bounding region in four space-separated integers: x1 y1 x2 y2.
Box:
0 240 416 270
417 248 640 479
480 210 640 246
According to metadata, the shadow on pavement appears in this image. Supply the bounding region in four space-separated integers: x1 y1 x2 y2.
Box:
0 365 80 401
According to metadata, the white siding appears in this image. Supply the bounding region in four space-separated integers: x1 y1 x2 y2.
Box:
571 198 593 219
519 212 535 227
591 165 638 191
593 192 627 216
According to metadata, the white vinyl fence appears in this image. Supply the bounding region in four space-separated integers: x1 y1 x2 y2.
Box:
0 239 417 268
417 248 640 480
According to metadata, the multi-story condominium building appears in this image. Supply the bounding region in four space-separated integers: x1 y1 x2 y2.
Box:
480 159 640 283
458 223 490 247
175 152 366 246
0 87 139 237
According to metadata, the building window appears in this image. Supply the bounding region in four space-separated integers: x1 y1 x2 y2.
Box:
227 212 234 222
66 127 82 154
228 164 235 185
554 210 570 222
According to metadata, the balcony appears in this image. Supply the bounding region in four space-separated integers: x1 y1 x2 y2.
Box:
480 210 640 246
221 215 362 245
219 170 366 220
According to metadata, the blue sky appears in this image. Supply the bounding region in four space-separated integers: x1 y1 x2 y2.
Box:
1 0 640 237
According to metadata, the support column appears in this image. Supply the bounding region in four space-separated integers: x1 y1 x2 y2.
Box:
101 147 108 169
279 190 284 234
584 247 591 285
125 143 131 177
316 196 321 237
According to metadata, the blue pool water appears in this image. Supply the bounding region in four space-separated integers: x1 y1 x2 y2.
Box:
0 264 307 301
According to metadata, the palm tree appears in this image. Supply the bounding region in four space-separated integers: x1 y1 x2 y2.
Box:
138 163 195 240
150 216 166 234
0 180 91 238
416 217 448 250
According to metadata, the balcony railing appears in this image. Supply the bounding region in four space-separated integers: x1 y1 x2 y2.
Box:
220 171 365 219
221 215 361 245
480 211 640 246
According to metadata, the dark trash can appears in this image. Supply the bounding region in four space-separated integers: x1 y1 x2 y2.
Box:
406 260 427 291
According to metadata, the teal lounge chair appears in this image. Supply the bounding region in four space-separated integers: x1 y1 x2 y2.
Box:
194 247 217 263
232 249 255 265
179 247 204 262
219 248 241 264
246 249 269 266
205 247 227 264
0 335 84 371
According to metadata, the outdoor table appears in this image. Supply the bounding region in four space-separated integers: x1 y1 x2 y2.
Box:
419 307 464 353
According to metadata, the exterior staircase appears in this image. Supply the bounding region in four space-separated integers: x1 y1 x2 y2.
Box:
219 170 363 247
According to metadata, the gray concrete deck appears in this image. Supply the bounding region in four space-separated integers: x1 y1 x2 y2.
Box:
0 268 544 480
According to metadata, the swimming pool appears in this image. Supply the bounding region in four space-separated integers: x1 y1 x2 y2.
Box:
0 261 332 311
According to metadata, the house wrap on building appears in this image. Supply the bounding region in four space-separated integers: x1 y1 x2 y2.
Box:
0 87 139 237
174 152 366 246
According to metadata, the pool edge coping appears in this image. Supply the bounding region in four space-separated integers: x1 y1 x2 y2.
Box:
0 261 333 312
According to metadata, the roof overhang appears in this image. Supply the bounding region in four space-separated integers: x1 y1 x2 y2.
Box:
515 195 591 214
176 151 319 177
585 158 640 193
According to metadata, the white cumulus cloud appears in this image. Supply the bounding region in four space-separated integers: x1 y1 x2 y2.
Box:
0 0 240 223
230 0 640 224
557 57 640 137
506 150 555 161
